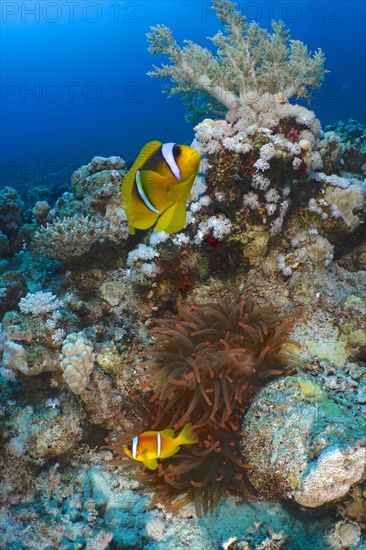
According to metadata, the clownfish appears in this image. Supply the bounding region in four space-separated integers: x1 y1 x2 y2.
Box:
122 141 201 234
123 423 197 470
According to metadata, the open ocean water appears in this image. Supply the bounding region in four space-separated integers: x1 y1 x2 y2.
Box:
1 0 365 191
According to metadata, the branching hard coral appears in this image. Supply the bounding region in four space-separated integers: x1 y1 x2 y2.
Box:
107 294 303 516
32 215 105 261
147 0 326 122
31 205 128 262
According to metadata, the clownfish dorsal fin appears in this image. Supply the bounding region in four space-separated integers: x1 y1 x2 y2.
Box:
139 170 169 212
132 141 162 170
121 141 161 207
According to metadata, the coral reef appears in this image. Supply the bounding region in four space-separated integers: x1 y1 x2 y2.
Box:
32 215 107 261
0 0 365 547
30 155 129 263
326 119 366 175
0 186 24 255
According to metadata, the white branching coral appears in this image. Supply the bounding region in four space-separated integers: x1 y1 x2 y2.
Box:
19 291 62 317
126 244 161 281
60 331 95 395
254 158 270 172
127 244 159 267
195 215 232 243
147 0 326 122
243 192 260 210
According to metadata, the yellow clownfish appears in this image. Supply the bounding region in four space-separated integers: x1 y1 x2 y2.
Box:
122 141 201 235
123 423 197 470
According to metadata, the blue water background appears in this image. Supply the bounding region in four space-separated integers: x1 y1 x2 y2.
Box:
1 0 365 189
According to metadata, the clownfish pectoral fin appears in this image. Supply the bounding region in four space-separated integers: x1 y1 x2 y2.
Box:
155 200 187 234
128 222 136 235
159 444 181 460
139 170 168 213
142 456 159 470
121 141 162 207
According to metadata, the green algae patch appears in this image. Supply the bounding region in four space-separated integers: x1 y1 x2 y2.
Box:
347 329 366 347
291 376 342 416
293 376 326 401
321 399 342 417
305 338 348 368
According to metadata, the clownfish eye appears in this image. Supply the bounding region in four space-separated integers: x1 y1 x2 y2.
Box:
126 443 132 451
173 144 182 157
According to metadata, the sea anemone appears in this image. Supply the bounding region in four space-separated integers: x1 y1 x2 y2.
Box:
107 293 303 516
143 293 300 431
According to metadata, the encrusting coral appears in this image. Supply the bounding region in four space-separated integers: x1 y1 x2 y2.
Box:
147 0 326 123
106 293 303 517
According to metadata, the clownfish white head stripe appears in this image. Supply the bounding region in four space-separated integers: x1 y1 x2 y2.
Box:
161 142 181 181
156 432 161 457
135 170 160 214
132 435 139 459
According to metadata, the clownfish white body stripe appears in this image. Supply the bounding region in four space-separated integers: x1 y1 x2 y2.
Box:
157 432 161 457
132 435 138 459
123 424 197 470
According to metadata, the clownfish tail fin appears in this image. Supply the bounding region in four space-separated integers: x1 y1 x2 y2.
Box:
177 423 197 445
